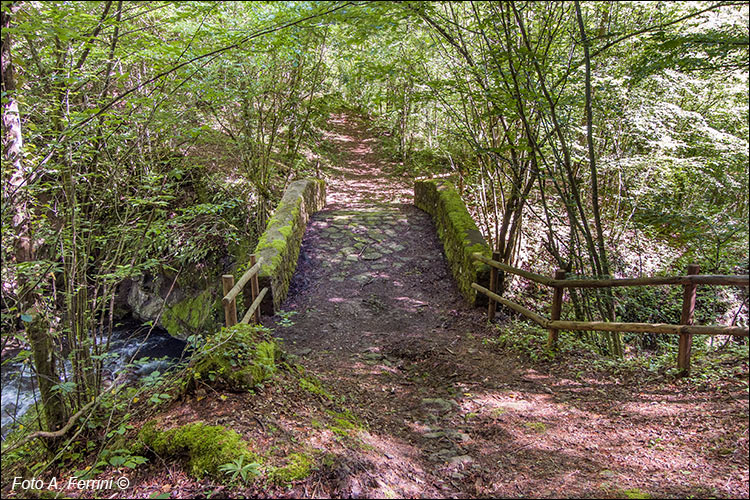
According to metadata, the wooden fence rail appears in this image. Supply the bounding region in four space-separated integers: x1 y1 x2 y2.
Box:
221 254 267 327
472 252 750 376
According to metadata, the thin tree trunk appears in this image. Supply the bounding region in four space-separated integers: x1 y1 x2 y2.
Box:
575 0 621 356
2 3 66 432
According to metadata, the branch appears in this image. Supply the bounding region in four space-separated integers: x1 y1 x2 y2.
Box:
69 1 359 133
590 1 742 59
74 1 113 71
2 373 126 454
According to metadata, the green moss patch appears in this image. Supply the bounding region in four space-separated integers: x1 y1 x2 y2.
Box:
138 421 259 479
184 324 281 393
326 409 361 437
299 375 333 400
270 452 314 485
161 289 216 337
523 421 547 433
414 180 490 305
621 489 652 499
254 179 326 313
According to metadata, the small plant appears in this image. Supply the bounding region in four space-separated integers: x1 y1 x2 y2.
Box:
91 448 148 473
277 310 298 327
218 456 261 483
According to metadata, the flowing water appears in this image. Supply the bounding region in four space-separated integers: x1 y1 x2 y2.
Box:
0 322 187 439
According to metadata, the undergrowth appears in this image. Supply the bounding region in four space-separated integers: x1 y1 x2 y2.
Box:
486 319 749 386
183 323 282 393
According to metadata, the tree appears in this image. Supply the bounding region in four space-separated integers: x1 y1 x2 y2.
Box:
2 0 66 432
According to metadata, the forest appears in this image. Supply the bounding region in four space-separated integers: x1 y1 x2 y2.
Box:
1 1 748 498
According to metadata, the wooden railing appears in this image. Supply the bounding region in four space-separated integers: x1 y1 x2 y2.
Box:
472 252 749 375
221 254 268 327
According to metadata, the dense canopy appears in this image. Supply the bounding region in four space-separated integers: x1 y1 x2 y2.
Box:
1 1 748 498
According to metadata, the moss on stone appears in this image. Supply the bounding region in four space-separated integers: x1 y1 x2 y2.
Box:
138 421 259 479
253 179 326 313
161 289 215 337
278 224 293 239
414 180 490 305
270 452 314 485
184 324 281 393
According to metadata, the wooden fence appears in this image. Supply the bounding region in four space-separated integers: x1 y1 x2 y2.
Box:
221 254 268 327
472 252 749 375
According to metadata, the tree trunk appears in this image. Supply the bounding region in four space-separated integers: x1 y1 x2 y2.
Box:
2 3 67 432
575 0 621 356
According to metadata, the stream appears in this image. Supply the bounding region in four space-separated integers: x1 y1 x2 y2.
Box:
1 322 187 439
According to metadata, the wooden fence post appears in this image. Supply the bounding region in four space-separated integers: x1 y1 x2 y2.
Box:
547 269 567 351
678 264 700 376
487 251 501 321
222 274 238 327
249 254 261 324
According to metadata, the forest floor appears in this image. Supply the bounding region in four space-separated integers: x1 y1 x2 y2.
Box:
164 113 746 499
27 113 747 499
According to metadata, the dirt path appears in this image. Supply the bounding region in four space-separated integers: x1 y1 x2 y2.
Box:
257 114 749 499
3 116 745 500
318 113 412 207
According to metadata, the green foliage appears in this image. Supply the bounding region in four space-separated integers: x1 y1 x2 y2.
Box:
218 456 262 484
162 195 253 268
96 448 149 470
485 321 556 362
138 421 260 479
184 324 281 393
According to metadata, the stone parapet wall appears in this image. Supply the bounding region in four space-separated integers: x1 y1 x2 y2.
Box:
414 179 490 305
253 179 326 314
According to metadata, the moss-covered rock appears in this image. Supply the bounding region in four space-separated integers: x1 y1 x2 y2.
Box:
138 421 259 479
126 270 220 340
161 288 217 338
414 179 491 305
184 323 281 393
253 179 326 314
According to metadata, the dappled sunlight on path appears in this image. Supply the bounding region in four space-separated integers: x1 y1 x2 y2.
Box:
322 113 412 207
256 113 749 499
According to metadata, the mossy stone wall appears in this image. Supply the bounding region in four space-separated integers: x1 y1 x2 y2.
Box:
127 272 220 340
253 179 326 314
161 288 217 340
414 179 491 305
